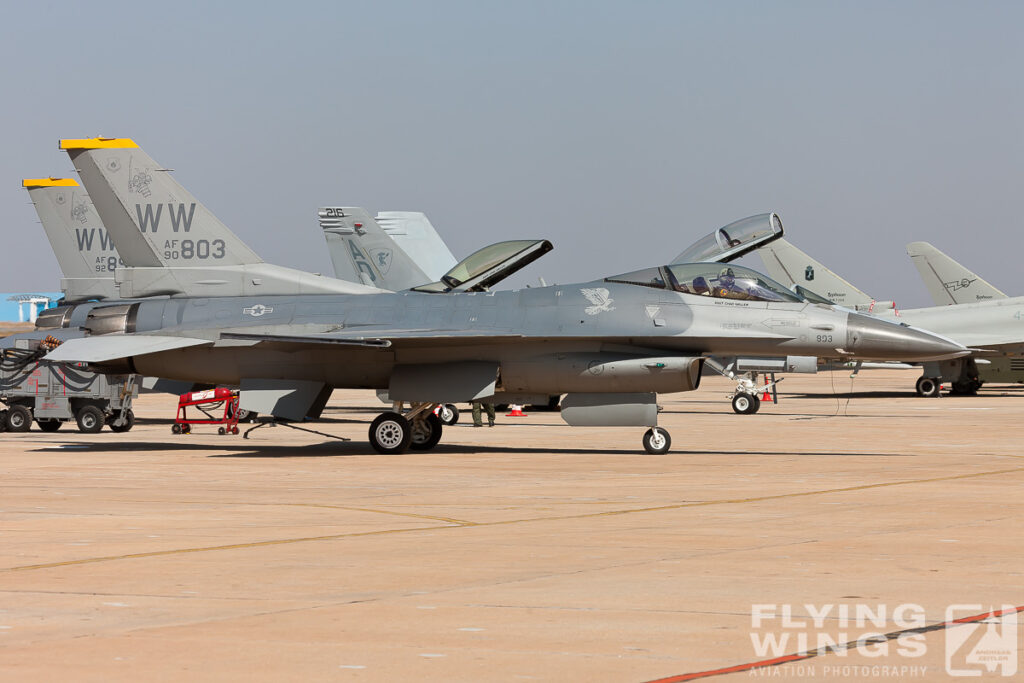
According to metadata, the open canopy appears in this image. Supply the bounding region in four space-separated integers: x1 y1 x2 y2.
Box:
412 240 553 293
672 213 784 265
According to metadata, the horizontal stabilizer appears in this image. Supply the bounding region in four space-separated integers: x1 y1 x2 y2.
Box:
44 335 212 363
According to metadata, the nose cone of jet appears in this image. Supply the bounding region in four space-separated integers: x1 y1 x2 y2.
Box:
845 313 968 361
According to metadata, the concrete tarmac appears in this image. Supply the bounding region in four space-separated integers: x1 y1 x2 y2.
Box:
0 370 1021 681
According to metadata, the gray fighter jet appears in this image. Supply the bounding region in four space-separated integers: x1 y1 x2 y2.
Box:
37 138 966 454
757 237 1024 396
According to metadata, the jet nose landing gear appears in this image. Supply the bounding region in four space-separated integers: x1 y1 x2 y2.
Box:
642 427 671 455
731 392 761 415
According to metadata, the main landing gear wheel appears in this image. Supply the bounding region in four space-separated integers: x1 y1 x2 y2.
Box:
108 409 134 433
731 392 760 415
369 411 412 454
915 376 941 398
37 418 62 432
410 413 444 451
643 427 671 455
436 404 459 426
7 405 33 432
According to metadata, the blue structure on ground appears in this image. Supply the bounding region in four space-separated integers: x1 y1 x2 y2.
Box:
0 293 63 322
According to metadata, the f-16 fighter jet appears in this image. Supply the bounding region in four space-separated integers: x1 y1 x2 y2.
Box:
41 139 966 454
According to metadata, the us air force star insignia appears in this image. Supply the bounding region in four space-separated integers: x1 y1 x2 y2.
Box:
581 288 615 315
242 304 273 317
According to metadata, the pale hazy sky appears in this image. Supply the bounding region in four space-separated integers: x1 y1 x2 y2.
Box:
2 1 1021 307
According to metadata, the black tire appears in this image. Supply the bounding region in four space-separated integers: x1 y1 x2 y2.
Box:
75 405 104 434
182 424 192 434
6 405 33 432
172 423 182 434
731 393 759 415
915 376 941 398
0 410 7 433
436 404 459 426
368 412 412 454
217 427 226 435
410 413 444 451
36 418 62 432
642 427 671 455
234 408 258 423
950 379 981 396
108 409 134 433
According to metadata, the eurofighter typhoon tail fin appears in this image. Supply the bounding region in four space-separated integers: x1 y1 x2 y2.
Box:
757 238 896 312
318 207 431 290
22 178 119 302
906 241 1006 305
61 138 378 297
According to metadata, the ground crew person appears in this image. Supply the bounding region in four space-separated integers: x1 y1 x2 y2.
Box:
472 401 495 427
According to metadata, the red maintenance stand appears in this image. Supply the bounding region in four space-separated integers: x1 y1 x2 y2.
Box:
172 388 241 435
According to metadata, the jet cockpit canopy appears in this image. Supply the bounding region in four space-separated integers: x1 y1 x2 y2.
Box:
673 213 784 264
412 239 553 293
606 262 803 303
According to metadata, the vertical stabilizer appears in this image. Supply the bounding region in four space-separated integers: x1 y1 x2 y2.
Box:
906 241 1006 305
23 178 119 301
60 138 262 268
318 207 430 290
758 238 876 309
375 211 458 281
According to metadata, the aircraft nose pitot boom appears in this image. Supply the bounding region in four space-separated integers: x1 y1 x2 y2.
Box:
844 312 968 361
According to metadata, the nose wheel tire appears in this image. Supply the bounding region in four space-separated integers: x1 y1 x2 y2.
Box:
915 376 941 398
642 427 671 455
731 392 760 414
369 412 412 454
410 413 444 451
436 404 459 426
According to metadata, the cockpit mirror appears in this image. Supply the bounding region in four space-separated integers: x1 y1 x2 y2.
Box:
672 213 784 265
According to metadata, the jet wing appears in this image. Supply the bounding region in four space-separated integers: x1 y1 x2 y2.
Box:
673 213 784 264
44 335 214 363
